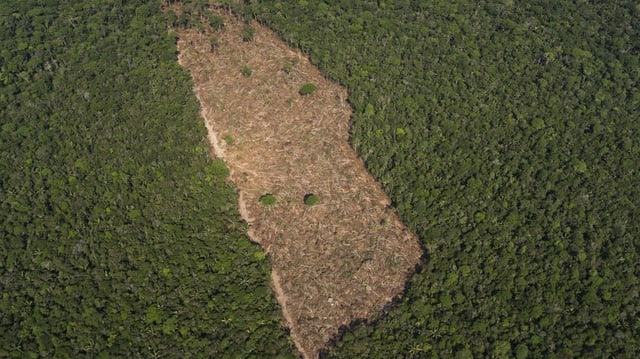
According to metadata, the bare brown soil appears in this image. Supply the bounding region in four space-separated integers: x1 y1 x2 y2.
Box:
175 9 423 358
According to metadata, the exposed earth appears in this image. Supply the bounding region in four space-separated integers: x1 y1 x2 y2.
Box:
175 8 423 358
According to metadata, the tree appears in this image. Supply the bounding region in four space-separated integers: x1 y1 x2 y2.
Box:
299 83 317 95
303 193 318 206
259 194 276 206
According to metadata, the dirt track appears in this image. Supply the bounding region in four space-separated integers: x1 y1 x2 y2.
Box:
176 11 422 358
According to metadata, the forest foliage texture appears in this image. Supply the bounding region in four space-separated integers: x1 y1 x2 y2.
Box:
0 0 296 357
235 0 640 358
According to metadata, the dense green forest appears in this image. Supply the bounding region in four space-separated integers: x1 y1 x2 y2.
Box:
0 1 296 357
3 0 640 357
235 0 640 358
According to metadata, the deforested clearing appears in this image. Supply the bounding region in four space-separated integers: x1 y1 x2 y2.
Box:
175 8 423 358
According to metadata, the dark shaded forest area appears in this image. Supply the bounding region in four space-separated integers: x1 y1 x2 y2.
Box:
0 1 295 357
236 0 640 357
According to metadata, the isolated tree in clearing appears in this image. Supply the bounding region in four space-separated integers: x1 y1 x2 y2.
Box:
304 193 318 206
259 194 277 206
299 83 317 95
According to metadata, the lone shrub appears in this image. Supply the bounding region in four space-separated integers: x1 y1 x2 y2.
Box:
304 193 318 206
208 15 224 30
222 134 234 145
242 25 255 41
282 62 293 74
259 194 276 206
282 58 299 74
241 66 252 77
299 83 317 95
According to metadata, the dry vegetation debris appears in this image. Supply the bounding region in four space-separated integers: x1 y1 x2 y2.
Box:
175 8 423 358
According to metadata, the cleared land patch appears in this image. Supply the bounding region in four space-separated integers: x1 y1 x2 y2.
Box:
175 9 423 358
